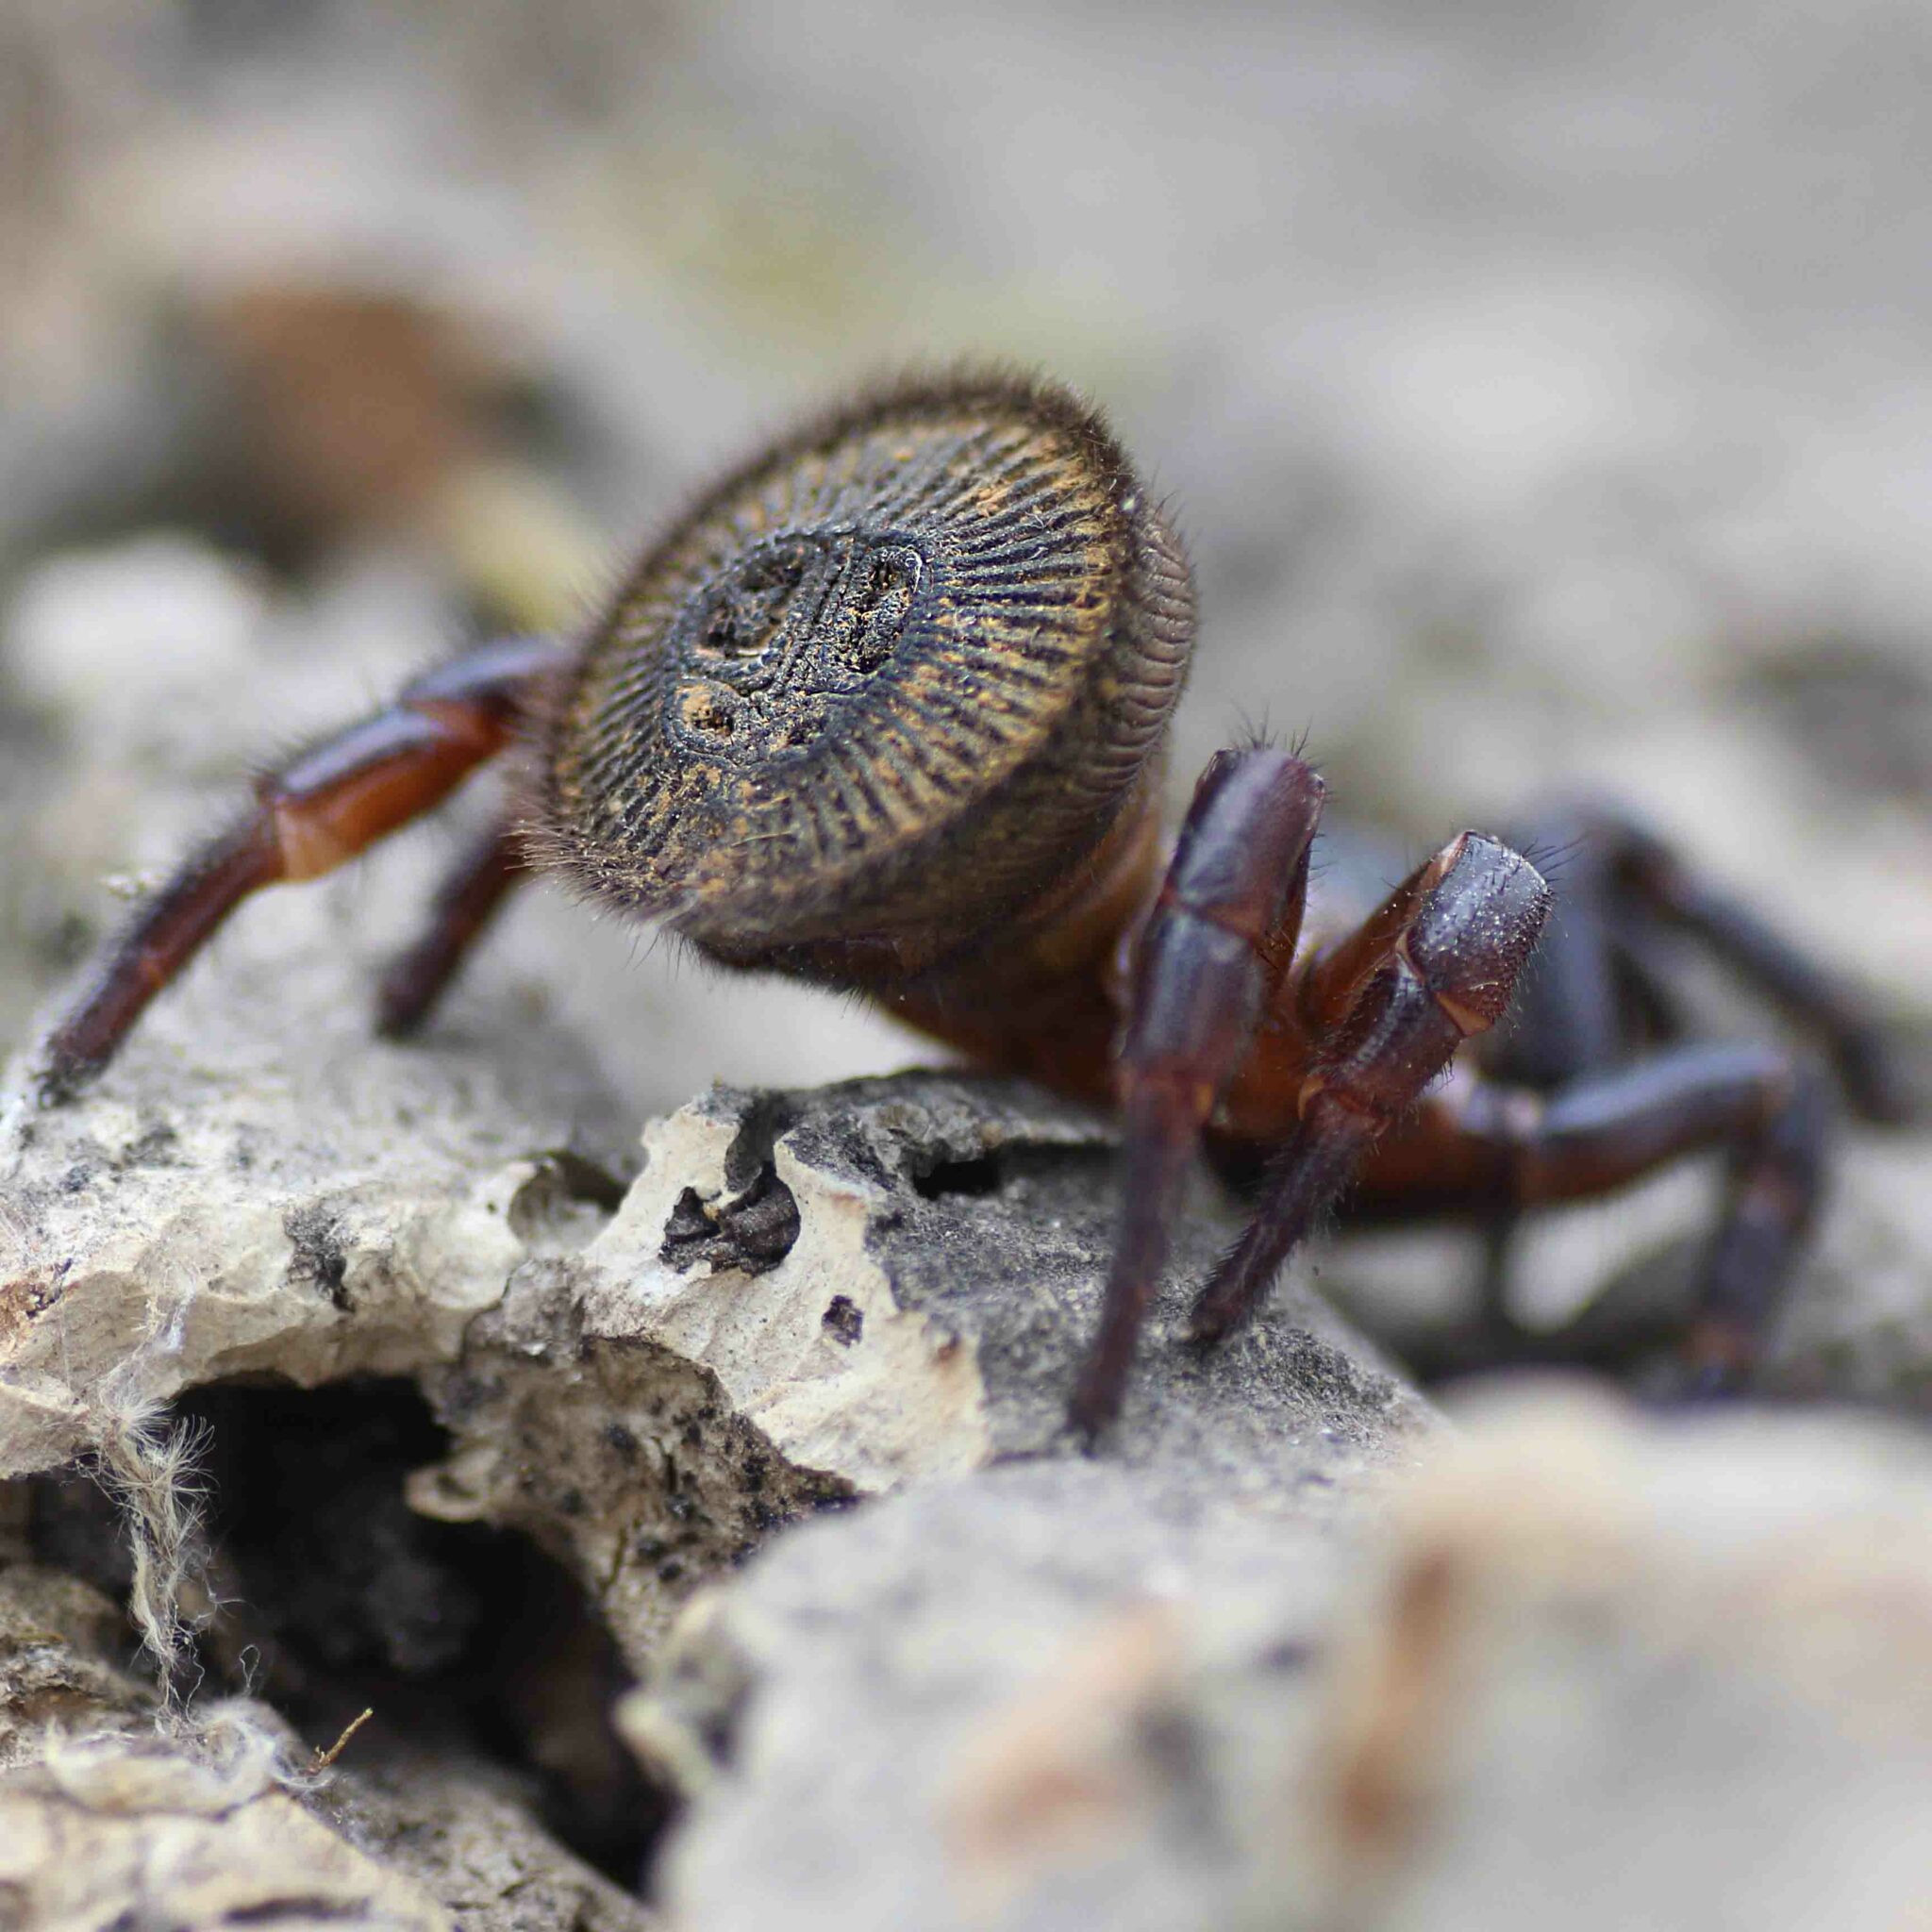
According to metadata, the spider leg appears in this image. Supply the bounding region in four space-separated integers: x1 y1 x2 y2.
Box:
1580 808 1907 1124
1468 811 1641 1329
35 637 566 1103
1189 833 1551 1347
375 816 529 1038
1467 802 1901 1339
1067 747 1326 1438
1361 1041 1830 1391
1479 808 1626 1091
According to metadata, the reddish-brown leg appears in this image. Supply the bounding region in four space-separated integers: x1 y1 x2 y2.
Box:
1357 1041 1830 1390
34 637 567 1103
375 817 530 1038
1189 833 1551 1346
1068 746 1326 1438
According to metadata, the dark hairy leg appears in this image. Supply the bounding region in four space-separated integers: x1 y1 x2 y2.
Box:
1478 809 1628 1092
1472 809 1665 1329
1380 1042 1831 1390
34 637 566 1103
1189 832 1551 1346
375 817 530 1038
1067 746 1326 1438
1447 801 1901 1382
1554 808 1905 1123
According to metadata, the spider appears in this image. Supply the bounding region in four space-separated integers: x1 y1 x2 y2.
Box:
31 370 1905 1434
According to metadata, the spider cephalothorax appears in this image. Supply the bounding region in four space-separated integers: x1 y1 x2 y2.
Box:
34 368 1902 1431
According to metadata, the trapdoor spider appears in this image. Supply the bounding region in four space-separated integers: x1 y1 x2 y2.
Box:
34 371 1904 1432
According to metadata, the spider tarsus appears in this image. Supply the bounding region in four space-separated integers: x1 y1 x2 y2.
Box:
30 1053 94 1110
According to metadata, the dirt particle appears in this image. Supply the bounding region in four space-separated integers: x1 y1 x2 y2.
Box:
284 1204 351 1309
822 1295 865 1346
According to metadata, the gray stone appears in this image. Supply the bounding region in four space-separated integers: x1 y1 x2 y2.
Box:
2 968 1428 1928
322 1757 660 1932
409 1072 1431 1663
633 1386 1932 1932
0 873 632 1478
631 1458 1365 1932
1272 1388 1932 1931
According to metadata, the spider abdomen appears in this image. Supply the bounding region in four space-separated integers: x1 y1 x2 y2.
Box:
532 371 1194 964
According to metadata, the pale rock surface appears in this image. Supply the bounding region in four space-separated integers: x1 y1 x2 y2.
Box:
0 1761 451 1932
0 816 1431 1922
631 1458 1362 1932
408 1076 1430 1663
321 1758 661 1932
1273 1389 1932 1931
637 1388 1932 1932
0 900 629 1479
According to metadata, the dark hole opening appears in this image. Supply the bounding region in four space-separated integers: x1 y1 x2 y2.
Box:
911 1151 1003 1199
28 1377 672 1895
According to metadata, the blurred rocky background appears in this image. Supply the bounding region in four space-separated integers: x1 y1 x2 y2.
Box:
4 2 1932 1925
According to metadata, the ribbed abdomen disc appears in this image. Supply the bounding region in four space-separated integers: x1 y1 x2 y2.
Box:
534 371 1193 955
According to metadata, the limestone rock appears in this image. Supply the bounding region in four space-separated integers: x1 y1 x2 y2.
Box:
0 1566 150 1763
629 1386 1932 1932
0 913 629 1479
322 1758 659 1932
1276 1388 1932 1930
410 1074 1431 1665
628 1457 1369 1932
5 831 1431 1652
0 1758 451 1932
2 1022 1431 1926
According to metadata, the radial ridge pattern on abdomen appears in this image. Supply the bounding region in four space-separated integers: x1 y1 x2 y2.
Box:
536 370 1195 950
